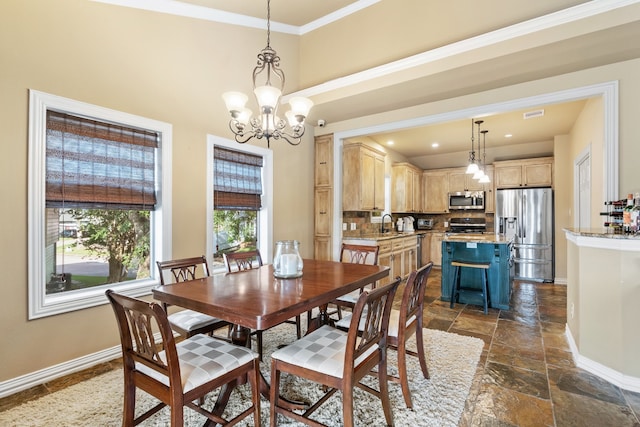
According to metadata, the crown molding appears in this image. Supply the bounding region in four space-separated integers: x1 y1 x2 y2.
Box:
91 0 381 35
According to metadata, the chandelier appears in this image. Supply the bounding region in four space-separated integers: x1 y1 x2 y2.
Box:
222 0 313 148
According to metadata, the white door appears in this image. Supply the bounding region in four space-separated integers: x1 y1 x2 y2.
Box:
575 146 591 228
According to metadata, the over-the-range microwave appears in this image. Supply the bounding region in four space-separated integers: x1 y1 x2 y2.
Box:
448 191 485 210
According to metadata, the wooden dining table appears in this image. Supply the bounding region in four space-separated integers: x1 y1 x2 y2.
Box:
152 258 389 418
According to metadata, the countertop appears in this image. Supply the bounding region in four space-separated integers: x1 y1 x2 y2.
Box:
341 231 427 241
563 227 640 240
443 233 514 244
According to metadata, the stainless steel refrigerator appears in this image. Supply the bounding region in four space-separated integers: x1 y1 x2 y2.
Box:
495 188 554 282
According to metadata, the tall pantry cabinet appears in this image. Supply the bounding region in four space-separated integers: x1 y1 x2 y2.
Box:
314 135 333 260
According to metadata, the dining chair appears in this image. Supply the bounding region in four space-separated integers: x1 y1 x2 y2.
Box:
156 258 230 417
269 277 401 427
105 289 261 427
156 256 231 340
223 249 303 360
330 243 380 319
337 262 434 408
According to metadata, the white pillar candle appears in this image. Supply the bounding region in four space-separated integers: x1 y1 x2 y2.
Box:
281 253 298 275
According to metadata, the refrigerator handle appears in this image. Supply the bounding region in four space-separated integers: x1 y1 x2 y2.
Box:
522 192 526 239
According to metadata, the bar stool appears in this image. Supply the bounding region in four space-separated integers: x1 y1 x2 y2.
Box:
450 260 491 314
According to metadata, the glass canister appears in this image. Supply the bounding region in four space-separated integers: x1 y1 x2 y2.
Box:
273 240 303 278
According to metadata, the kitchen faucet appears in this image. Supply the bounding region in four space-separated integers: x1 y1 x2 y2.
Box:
380 213 393 233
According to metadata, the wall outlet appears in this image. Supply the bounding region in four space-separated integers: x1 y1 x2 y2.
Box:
570 302 575 319
350 222 357 230
342 223 347 231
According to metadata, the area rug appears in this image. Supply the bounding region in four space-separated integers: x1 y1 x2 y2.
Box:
0 326 483 426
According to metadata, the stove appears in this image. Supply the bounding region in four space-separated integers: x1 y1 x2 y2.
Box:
448 217 487 233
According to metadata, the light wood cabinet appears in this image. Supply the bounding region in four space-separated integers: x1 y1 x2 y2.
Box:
422 170 449 213
314 188 332 236
342 142 386 211
494 157 553 189
391 163 423 213
483 165 495 213
314 135 333 187
429 232 444 267
314 135 333 260
375 235 418 285
448 169 484 192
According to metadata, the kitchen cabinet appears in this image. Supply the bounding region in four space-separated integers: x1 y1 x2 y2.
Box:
342 142 386 211
422 170 449 213
314 135 333 187
483 165 495 213
354 235 418 286
448 168 484 192
494 157 553 189
314 135 333 260
429 232 444 267
391 162 423 213
314 188 332 237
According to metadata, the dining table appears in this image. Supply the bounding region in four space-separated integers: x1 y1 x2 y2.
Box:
152 258 389 419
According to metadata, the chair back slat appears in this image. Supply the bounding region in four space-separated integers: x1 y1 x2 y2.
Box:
156 255 210 286
106 290 179 384
401 262 434 326
223 250 263 273
346 277 401 366
340 243 379 265
401 262 433 326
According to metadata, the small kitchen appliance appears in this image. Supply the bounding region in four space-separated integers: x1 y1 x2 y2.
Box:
416 218 434 230
448 191 485 210
403 216 415 232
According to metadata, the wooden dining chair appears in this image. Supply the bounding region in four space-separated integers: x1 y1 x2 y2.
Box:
156 256 231 339
337 262 434 408
223 249 303 360
331 243 380 318
106 290 261 427
269 277 401 427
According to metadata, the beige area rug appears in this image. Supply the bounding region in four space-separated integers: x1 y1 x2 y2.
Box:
0 326 483 427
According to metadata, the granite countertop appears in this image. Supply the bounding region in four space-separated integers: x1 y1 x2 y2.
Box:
563 227 640 240
342 231 427 241
443 233 514 244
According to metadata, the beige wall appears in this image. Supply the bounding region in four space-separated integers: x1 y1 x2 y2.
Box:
2 0 640 386
0 0 313 381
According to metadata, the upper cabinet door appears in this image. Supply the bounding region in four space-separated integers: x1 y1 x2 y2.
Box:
315 135 333 187
342 142 386 211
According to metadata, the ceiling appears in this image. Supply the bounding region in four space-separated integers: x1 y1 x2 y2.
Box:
177 0 363 27
131 1 640 167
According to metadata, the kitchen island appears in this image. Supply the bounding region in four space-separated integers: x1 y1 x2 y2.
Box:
441 234 514 310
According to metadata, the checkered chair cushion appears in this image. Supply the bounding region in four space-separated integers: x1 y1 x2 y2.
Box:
336 309 416 339
168 310 224 333
136 334 258 393
334 290 360 304
270 325 377 378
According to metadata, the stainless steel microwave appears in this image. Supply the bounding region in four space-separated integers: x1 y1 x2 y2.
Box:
448 191 485 210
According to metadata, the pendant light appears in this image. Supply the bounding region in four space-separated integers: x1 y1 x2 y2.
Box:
479 129 491 183
465 119 479 174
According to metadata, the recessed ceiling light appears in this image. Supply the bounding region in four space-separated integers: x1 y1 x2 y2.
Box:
387 140 394 145
432 142 439 148
504 134 513 138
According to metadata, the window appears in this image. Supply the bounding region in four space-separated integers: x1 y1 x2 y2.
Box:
206 137 272 273
28 90 172 319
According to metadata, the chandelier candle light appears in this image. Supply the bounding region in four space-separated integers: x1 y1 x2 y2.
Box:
222 0 313 147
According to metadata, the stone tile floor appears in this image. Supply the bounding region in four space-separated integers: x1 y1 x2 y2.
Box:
2 268 640 426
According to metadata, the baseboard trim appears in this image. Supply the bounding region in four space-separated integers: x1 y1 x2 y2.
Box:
565 325 640 393
0 346 121 399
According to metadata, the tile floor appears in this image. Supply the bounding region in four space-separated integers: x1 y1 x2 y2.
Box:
2 269 640 426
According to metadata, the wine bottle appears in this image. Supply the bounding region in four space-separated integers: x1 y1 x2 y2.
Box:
632 193 640 234
623 193 633 233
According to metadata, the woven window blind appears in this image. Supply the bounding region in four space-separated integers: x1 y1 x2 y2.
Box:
214 147 263 210
45 111 159 210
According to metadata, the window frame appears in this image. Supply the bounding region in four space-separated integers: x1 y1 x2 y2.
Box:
28 90 172 319
206 136 273 271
